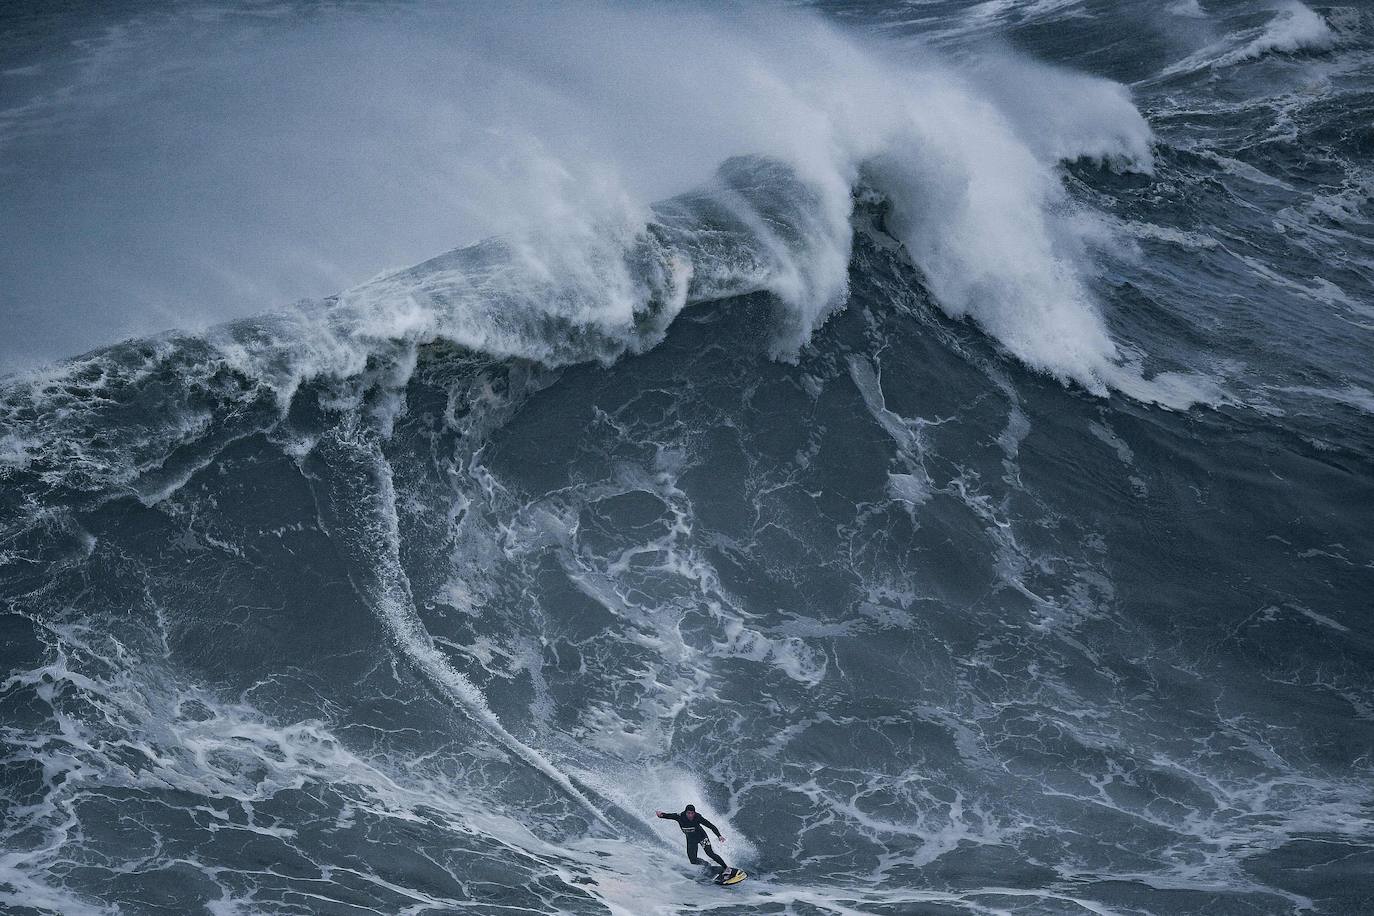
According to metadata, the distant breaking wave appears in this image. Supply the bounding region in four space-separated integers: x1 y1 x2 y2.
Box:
1224 1 1335 64
1155 1 1338 78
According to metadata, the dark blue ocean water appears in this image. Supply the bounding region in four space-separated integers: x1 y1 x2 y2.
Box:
2 2 1372 913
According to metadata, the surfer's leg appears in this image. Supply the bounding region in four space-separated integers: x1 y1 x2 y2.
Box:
700 838 727 869
686 836 702 865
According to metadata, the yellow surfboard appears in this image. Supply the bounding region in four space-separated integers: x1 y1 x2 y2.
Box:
719 869 748 886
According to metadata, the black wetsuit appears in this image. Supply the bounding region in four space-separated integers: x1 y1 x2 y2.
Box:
657 810 727 869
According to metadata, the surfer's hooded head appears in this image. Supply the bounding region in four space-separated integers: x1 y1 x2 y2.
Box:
684 804 696 820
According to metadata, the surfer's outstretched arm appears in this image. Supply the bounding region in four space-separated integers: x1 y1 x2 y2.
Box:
698 815 724 841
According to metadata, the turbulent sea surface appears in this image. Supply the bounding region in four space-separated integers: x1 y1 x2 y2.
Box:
3 2 1374 914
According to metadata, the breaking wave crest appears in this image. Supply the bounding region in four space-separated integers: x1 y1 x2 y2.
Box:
1 2 1188 415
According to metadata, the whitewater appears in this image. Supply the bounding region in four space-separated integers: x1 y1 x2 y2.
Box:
2 1 1373 914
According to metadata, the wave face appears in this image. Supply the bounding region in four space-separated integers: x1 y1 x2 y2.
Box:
3 2 1374 914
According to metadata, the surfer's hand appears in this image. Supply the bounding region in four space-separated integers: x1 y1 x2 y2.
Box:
718 836 726 843
654 810 663 817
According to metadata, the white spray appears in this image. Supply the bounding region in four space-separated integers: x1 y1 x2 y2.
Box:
2 1 1181 402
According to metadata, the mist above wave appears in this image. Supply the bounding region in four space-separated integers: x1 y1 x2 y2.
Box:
3 1 1188 407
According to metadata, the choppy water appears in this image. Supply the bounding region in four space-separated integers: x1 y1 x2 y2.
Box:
2 2 1373 914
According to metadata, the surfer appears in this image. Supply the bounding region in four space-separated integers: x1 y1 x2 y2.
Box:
655 804 733 876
